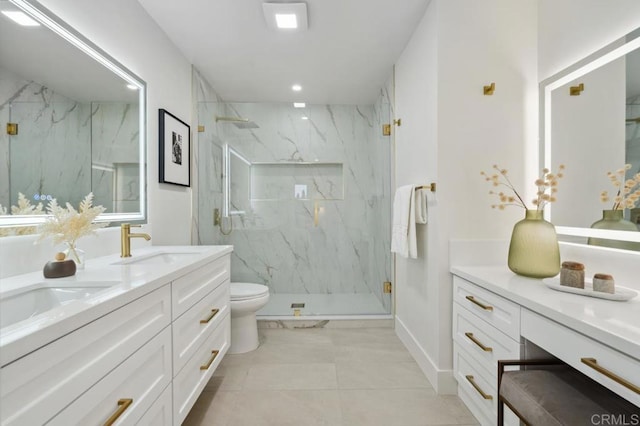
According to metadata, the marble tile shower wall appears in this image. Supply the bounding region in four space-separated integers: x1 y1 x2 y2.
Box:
91 102 140 213
0 67 90 209
196 87 393 312
0 67 138 214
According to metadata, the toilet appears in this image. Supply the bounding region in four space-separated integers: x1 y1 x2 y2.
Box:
229 282 270 354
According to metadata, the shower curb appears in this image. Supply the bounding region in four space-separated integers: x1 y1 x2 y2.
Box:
257 318 394 329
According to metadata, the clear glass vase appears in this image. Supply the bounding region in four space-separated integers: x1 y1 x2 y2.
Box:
508 209 560 278
63 242 85 269
587 209 640 251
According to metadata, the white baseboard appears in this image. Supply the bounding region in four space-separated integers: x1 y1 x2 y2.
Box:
395 316 457 395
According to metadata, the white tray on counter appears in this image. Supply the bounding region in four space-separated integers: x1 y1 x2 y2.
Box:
542 277 638 302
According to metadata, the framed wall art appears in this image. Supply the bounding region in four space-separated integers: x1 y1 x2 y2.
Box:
159 108 190 186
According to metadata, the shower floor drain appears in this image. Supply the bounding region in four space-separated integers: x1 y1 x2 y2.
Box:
291 303 305 308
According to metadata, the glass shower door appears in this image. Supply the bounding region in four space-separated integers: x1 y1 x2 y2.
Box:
201 100 394 317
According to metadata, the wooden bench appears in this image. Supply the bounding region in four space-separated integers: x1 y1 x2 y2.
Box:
498 359 640 426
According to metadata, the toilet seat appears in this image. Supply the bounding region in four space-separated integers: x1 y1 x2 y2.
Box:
231 282 269 301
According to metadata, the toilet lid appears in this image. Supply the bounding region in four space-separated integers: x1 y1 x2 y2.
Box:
231 282 269 300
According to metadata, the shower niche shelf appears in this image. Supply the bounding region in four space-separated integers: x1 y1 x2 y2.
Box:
250 162 344 201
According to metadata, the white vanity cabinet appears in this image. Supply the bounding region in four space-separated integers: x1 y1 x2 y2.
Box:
171 255 231 425
137 384 173 426
451 266 640 426
521 308 640 407
0 285 172 426
0 247 232 426
452 276 522 426
47 327 173 425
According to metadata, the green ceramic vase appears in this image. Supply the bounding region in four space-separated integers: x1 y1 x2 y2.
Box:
587 209 640 251
508 210 560 278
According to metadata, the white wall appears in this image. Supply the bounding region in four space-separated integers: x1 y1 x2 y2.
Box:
39 0 194 245
394 0 442 391
394 0 537 393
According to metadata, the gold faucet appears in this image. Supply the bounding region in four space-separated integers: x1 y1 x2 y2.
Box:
120 223 151 257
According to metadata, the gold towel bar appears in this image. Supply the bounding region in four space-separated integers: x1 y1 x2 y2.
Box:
416 183 436 192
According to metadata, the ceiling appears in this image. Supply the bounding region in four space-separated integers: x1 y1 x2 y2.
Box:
136 0 431 105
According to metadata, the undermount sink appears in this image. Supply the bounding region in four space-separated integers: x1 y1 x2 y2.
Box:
112 251 200 266
0 281 117 329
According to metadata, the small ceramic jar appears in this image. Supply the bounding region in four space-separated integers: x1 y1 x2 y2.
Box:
560 261 585 288
592 273 615 294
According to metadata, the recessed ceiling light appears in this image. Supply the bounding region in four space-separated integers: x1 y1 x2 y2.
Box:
293 102 305 108
301 116 309 120
275 13 297 29
292 84 302 92
263 3 308 31
1 10 40 26
126 84 138 90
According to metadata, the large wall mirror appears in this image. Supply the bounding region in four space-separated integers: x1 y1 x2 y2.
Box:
541 27 640 250
0 0 146 234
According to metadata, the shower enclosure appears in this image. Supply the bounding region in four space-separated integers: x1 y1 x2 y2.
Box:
196 92 393 317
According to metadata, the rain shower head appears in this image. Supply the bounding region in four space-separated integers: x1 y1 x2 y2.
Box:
215 115 260 129
232 121 259 129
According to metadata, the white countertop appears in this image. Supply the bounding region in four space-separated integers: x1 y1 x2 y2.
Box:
0 245 232 366
450 265 640 360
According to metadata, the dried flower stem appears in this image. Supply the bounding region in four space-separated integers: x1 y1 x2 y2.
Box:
481 164 565 211
600 164 640 210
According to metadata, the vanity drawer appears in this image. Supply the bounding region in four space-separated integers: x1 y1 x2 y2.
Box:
173 279 230 376
453 303 522 376
47 326 172 425
137 380 173 426
454 343 496 425
173 312 230 425
172 256 230 320
453 276 520 340
521 308 640 407
0 285 171 426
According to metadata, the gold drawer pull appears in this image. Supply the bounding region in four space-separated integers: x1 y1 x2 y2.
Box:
200 308 220 324
464 332 493 352
465 375 493 400
200 350 220 370
581 358 640 394
104 398 133 426
465 295 493 311
464 375 493 399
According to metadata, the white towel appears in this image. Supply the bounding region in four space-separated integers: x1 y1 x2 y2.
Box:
414 188 428 224
391 185 419 258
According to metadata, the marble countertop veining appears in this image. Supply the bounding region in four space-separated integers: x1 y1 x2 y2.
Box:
0 245 233 367
450 265 640 360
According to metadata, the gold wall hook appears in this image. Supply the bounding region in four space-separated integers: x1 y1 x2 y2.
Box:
570 83 584 96
6 123 18 135
393 118 402 126
483 82 495 96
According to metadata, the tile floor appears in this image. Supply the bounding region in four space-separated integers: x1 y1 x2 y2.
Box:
183 326 479 426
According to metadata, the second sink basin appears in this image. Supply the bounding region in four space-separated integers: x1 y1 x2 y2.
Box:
112 251 200 266
0 281 117 329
